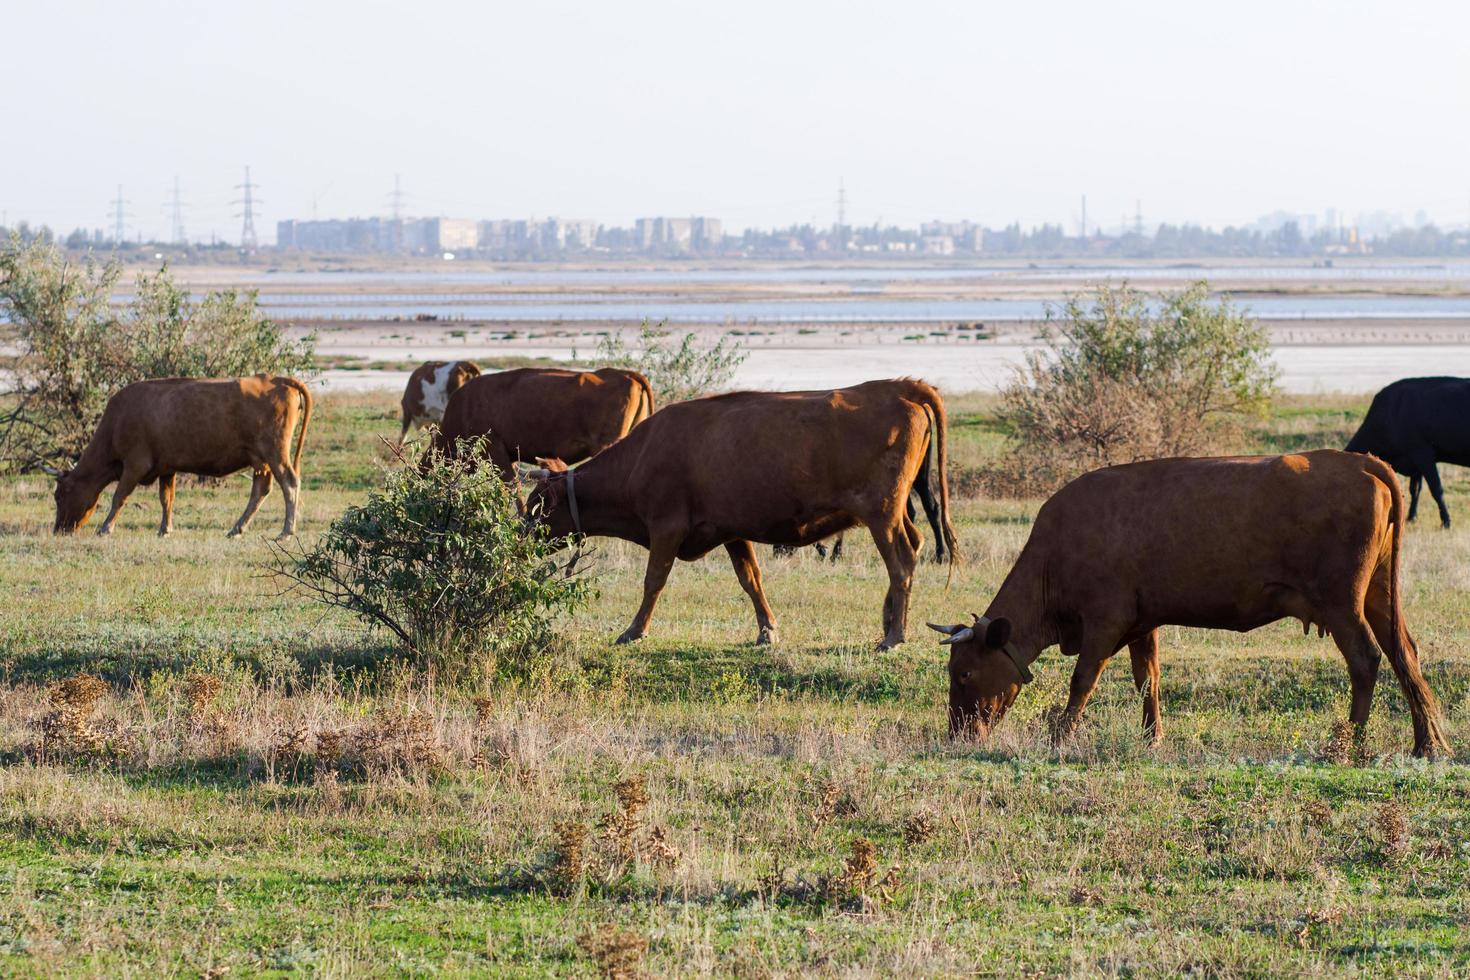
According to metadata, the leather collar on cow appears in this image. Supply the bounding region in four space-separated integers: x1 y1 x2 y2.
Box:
975 615 1034 685
565 467 582 536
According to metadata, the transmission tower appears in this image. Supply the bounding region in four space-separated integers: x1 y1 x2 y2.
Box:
168 176 188 245
835 178 847 250
1079 194 1088 239
1134 199 1143 236
389 173 406 221
107 185 133 244
233 166 261 249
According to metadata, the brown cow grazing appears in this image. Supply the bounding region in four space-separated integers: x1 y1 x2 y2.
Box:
435 367 654 477
930 450 1449 758
397 360 481 447
51 375 312 540
525 378 959 649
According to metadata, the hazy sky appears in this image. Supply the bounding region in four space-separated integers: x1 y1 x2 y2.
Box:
4 0 1468 243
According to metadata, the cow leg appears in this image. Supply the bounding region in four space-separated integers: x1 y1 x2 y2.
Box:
157 474 176 537
396 415 413 450
267 459 301 540
97 462 146 536
1055 625 1126 744
1327 612 1381 748
725 540 779 645
1419 459 1451 528
1364 575 1443 758
829 533 844 562
228 469 273 537
1407 474 1422 523
1128 630 1163 745
869 516 918 650
617 534 680 644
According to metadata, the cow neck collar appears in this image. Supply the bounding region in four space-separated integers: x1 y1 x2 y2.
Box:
564 468 582 536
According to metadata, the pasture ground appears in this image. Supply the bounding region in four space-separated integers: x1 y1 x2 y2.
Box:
1 392 1468 977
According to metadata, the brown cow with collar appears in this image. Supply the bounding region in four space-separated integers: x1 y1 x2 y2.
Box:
52 375 312 539
931 450 1449 758
526 378 958 650
435 367 654 478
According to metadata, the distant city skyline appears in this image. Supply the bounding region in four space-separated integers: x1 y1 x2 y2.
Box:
4 2 1467 243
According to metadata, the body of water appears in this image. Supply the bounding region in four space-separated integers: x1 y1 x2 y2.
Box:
263 294 1470 322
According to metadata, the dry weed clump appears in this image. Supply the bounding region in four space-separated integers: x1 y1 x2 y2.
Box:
579 923 649 980
354 710 446 778
471 695 494 725
809 778 856 828
1375 801 1411 861
1302 799 1334 831
182 673 223 722
646 825 681 869
1295 905 1345 946
604 775 651 860
1323 719 1359 766
38 674 109 756
269 724 309 781
902 811 936 846
551 820 589 892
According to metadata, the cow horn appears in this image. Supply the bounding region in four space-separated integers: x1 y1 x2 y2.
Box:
39 464 64 477
526 468 550 481
939 626 975 645
927 622 965 636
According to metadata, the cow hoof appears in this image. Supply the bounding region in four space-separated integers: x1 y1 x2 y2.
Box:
614 629 646 645
96 527 113 537
875 637 904 652
158 530 172 538
226 528 243 538
1442 521 1453 530
275 532 295 542
756 627 779 646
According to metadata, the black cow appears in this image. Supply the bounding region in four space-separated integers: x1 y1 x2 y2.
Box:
774 434 949 562
1346 377 1470 528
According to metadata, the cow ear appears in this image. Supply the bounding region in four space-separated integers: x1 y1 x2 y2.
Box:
534 456 569 473
984 617 1011 649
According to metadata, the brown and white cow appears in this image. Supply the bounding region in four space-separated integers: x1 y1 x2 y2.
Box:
931 450 1449 758
51 375 312 539
397 360 481 447
435 367 654 478
526 378 959 650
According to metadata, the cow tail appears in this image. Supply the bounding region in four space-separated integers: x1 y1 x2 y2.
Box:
632 371 656 423
916 385 959 586
1366 453 1449 757
280 377 313 472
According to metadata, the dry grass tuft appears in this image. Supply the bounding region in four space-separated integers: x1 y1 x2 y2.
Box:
355 710 445 778
1302 799 1334 830
605 774 651 860
1296 905 1345 946
579 923 649 979
1375 802 1411 861
810 778 856 827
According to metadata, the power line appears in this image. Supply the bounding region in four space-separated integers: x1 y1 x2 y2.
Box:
233 165 261 249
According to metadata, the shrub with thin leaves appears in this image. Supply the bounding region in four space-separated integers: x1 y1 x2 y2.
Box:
595 320 746 404
0 235 314 472
268 440 591 683
998 281 1277 491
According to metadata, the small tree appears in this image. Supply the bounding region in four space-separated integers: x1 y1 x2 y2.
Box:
268 441 592 683
1000 282 1277 490
595 320 746 404
0 235 314 472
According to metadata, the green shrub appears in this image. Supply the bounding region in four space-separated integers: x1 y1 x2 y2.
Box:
0 235 314 472
595 320 746 404
268 441 592 684
998 281 1277 491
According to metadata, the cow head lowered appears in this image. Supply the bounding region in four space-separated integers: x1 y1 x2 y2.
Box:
522 456 574 535
50 466 102 534
929 615 1027 737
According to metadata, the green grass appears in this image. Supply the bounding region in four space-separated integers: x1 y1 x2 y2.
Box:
1 392 1469 976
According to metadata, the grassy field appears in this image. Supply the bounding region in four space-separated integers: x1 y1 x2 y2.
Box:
2 392 1469 977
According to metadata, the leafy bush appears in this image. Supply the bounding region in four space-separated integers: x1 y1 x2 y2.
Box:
268 441 592 684
0 235 314 472
998 282 1277 491
595 320 746 404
